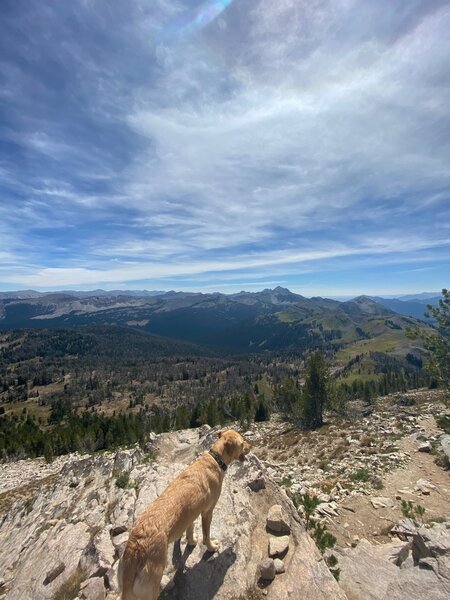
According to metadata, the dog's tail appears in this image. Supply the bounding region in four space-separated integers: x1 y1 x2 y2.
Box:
118 537 167 600
117 548 138 600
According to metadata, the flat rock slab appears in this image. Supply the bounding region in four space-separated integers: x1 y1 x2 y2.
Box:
370 497 395 509
338 527 450 600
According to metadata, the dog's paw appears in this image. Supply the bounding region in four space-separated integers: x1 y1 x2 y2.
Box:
186 535 198 546
205 538 220 552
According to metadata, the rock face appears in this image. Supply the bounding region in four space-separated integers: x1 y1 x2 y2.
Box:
337 521 450 600
0 427 344 600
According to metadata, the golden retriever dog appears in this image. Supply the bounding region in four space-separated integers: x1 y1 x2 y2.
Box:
118 428 251 600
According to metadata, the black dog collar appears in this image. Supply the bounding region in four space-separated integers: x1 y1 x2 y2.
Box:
209 449 227 472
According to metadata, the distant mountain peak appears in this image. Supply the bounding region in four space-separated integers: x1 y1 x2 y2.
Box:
352 295 376 303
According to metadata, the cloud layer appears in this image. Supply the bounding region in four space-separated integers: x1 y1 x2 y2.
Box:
0 0 449 294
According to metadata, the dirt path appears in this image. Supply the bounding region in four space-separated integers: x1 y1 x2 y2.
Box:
328 414 450 546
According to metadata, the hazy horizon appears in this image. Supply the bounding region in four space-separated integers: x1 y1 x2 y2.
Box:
0 284 443 300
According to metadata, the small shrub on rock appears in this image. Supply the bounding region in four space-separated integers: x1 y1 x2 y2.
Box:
351 468 370 482
293 493 321 528
294 493 340 580
400 500 425 524
115 472 130 489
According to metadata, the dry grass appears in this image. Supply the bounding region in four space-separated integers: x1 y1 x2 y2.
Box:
230 586 265 600
329 441 349 461
52 567 86 600
0 474 57 517
318 479 338 494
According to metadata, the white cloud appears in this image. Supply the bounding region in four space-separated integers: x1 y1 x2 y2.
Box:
1 0 449 292
115 0 450 257
5 234 449 288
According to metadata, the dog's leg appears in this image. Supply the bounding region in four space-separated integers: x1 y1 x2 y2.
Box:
202 509 220 552
186 522 197 546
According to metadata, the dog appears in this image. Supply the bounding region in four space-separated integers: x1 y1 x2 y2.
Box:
118 428 251 600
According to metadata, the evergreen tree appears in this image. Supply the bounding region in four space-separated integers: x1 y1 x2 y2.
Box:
254 399 270 422
301 352 328 429
409 289 449 391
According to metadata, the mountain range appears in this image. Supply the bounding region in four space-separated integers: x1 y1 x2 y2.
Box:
370 296 439 321
0 287 427 353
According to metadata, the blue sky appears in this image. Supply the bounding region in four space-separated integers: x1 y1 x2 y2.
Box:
0 0 449 296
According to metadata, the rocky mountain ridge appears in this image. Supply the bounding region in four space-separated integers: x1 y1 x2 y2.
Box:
0 287 421 353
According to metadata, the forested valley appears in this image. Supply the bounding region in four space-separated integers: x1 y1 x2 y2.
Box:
0 324 432 461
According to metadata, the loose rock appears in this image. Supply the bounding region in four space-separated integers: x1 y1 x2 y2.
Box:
267 504 291 534
268 535 290 557
370 497 395 509
274 558 286 574
260 558 276 581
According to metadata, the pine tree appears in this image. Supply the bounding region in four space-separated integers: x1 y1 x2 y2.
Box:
301 352 328 429
408 289 449 391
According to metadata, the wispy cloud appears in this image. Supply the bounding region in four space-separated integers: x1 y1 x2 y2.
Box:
0 0 449 294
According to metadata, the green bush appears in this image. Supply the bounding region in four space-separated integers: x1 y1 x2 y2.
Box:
294 493 321 529
436 415 450 435
280 475 293 488
115 472 130 489
400 500 425 524
351 468 370 482
295 494 340 581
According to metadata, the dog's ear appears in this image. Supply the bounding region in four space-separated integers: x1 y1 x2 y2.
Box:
217 428 227 438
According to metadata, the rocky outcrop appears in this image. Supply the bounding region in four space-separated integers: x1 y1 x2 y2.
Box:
337 520 450 600
440 435 450 462
0 427 344 600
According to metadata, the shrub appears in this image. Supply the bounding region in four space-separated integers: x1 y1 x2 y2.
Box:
436 415 450 434
143 450 156 463
293 493 321 529
396 395 416 406
115 472 130 489
351 468 370 482
310 521 337 553
280 475 293 488
400 500 425 524
296 498 340 581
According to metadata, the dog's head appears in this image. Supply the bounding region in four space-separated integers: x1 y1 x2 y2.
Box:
217 429 251 463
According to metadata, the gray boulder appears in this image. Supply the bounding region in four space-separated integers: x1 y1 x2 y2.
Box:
440 435 450 461
260 558 276 580
337 522 450 600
